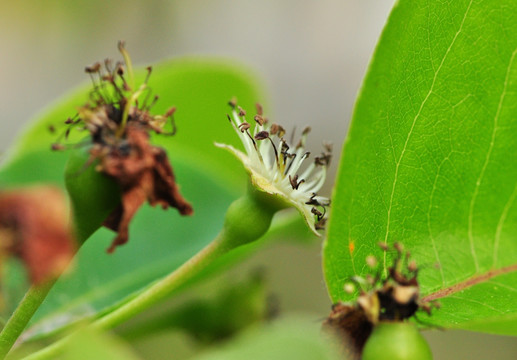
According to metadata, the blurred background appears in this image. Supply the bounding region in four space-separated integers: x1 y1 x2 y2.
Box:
1 0 516 358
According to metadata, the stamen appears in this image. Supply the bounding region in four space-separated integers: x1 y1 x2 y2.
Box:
239 122 250 132
311 207 323 219
118 41 134 90
289 174 305 190
254 131 269 140
254 114 266 126
266 137 280 170
145 95 160 112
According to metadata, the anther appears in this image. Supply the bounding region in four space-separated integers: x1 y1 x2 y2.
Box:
366 255 378 268
315 218 327 230
289 174 305 190
254 131 269 140
344 283 355 294
311 207 323 218
144 66 153 84
239 122 251 132
323 142 333 153
305 193 321 206
254 114 265 126
51 143 66 151
378 242 389 251
116 64 125 76
85 62 101 73
164 107 176 118
408 260 418 272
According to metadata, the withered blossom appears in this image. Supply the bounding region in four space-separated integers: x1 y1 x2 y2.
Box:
323 243 439 359
0 186 76 284
215 100 331 234
53 42 193 252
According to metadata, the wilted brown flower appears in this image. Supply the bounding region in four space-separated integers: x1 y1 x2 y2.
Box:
99 124 193 253
0 186 76 284
322 243 439 359
53 42 193 252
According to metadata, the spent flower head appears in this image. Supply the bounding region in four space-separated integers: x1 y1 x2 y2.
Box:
52 42 192 252
323 243 439 358
216 99 331 235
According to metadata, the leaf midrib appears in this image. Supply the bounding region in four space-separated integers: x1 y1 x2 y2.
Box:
422 263 517 302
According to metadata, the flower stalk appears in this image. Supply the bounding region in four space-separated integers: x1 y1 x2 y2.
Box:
22 185 284 360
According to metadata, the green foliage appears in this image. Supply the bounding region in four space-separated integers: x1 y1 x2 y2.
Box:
0 58 280 339
323 0 517 334
190 317 340 360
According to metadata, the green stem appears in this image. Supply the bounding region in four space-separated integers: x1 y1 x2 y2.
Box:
24 190 282 360
98 233 229 330
0 151 119 359
0 279 56 359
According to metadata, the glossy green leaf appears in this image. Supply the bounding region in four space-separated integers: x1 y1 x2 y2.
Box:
323 0 517 334
0 58 284 339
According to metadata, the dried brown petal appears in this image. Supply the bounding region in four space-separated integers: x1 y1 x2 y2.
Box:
99 125 193 253
0 187 76 284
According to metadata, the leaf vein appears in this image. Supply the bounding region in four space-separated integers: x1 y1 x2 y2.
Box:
468 47 517 272
493 181 517 267
382 0 474 275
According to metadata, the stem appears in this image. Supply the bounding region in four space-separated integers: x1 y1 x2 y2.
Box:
0 280 56 359
24 237 228 360
24 190 281 359
98 233 229 330
0 152 118 359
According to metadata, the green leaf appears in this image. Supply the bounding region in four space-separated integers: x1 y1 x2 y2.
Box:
323 0 517 334
191 316 340 360
62 328 142 360
0 58 280 339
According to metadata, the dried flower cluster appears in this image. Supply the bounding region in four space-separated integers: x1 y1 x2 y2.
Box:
53 42 192 252
216 99 331 234
323 243 439 359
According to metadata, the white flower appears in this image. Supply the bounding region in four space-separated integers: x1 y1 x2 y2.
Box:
216 101 331 235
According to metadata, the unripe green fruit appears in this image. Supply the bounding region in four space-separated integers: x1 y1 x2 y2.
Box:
362 322 432 360
65 148 120 242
